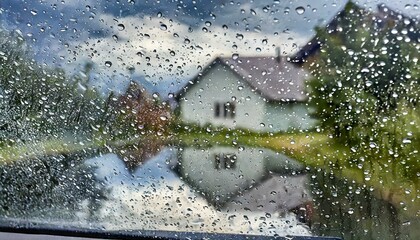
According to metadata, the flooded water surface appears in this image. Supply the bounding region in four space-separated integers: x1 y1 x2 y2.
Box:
1 144 417 239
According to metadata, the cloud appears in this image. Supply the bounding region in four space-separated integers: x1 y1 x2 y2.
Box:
2 0 419 95
57 11 313 95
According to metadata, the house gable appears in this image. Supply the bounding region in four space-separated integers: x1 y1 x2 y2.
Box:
177 55 317 132
178 61 267 130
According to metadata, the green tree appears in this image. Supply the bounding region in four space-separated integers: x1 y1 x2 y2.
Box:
308 2 419 145
0 28 114 144
308 2 420 180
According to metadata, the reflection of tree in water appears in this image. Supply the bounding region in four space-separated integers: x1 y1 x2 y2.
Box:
116 137 166 172
0 151 107 221
308 170 417 240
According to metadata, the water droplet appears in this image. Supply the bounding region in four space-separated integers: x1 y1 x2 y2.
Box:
369 142 377 148
348 208 354 215
295 6 305 15
402 138 411 144
160 24 167 31
255 47 261 52
402 221 411 226
202 27 208 32
250 9 256 15
117 24 125 31
105 61 112 67
205 21 212 27
222 24 228 30
262 39 268 45
30 10 38 16
112 35 118 41
170 50 176 56
236 33 244 40
157 12 162 17
232 53 239 60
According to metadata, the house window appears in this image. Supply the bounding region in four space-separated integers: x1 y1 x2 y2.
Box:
214 102 220 117
214 102 235 118
214 153 237 170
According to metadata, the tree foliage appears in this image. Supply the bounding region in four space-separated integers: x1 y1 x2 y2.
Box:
309 3 419 138
111 81 172 139
308 2 419 179
0 28 111 144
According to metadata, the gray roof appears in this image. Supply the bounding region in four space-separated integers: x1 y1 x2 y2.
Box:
220 56 309 102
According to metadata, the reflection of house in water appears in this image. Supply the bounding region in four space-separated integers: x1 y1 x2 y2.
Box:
176 146 312 223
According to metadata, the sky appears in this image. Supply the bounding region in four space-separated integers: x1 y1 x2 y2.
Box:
1 0 419 97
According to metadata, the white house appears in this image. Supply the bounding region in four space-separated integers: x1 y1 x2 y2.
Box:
176 54 317 132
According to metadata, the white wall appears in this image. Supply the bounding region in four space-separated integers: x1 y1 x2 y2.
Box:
179 64 266 131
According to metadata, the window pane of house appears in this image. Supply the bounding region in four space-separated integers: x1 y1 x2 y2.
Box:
0 0 418 239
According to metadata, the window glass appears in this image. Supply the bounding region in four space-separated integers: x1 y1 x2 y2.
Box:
0 0 419 239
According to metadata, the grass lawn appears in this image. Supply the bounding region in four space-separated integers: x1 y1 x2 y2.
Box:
0 135 142 165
